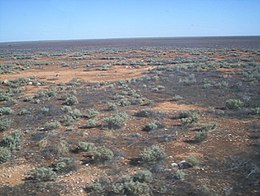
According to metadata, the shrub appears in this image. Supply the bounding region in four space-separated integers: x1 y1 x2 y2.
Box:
87 181 105 194
92 146 114 163
133 170 153 183
44 121 61 130
86 109 99 118
143 122 158 132
40 107 50 114
86 119 97 128
119 99 131 107
186 156 200 166
64 95 78 106
139 145 166 163
78 142 95 152
179 111 199 125
199 122 217 132
31 167 57 182
18 108 31 115
1 130 22 151
226 99 244 110
56 140 69 156
135 110 153 117
174 170 185 181
53 157 77 174
195 130 208 142
112 174 151 195
251 107 260 116
104 113 128 129
0 147 11 164
0 107 13 115
107 102 117 111
0 118 12 131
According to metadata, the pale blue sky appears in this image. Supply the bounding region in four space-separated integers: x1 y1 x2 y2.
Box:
0 0 260 42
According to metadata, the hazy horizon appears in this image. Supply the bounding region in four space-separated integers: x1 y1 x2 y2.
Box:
1 0 260 42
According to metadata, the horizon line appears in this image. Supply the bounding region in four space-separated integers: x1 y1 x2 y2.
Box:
1 35 260 44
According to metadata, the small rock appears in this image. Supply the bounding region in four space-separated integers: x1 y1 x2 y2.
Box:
171 162 178 167
28 82 33 85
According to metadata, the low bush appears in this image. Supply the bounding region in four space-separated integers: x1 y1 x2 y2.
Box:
44 121 61 130
143 122 158 132
18 108 31 115
78 142 95 152
53 157 77 174
186 156 200 166
194 130 208 142
31 167 57 182
86 109 99 119
0 118 12 132
0 107 13 115
104 113 128 129
1 130 22 151
0 147 11 164
226 99 244 110
64 95 78 106
92 146 114 163
179 111 199 125
139 145 166 163
107 102 117 111
135 109 154 117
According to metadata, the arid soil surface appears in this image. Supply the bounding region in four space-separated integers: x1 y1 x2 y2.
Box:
0 38 259 195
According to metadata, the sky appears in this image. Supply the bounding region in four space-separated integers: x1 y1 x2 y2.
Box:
0 0 260 42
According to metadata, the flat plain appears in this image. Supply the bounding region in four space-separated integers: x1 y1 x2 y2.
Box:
0 37 259 195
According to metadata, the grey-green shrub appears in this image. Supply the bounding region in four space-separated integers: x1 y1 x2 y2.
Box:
1 130 21 151
139 145 166 162
0 147 11 164
0 107 13 115
104 113 128 129
64 95 78 106
225 99 244 110
86 109 99 118
93 146 114 162
195 130 208 142
53 157 77 174
0 118 12 131
78 142 95 152
31 167 57 182
44 121 61 130
143 122 158 132
107 102 117 111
